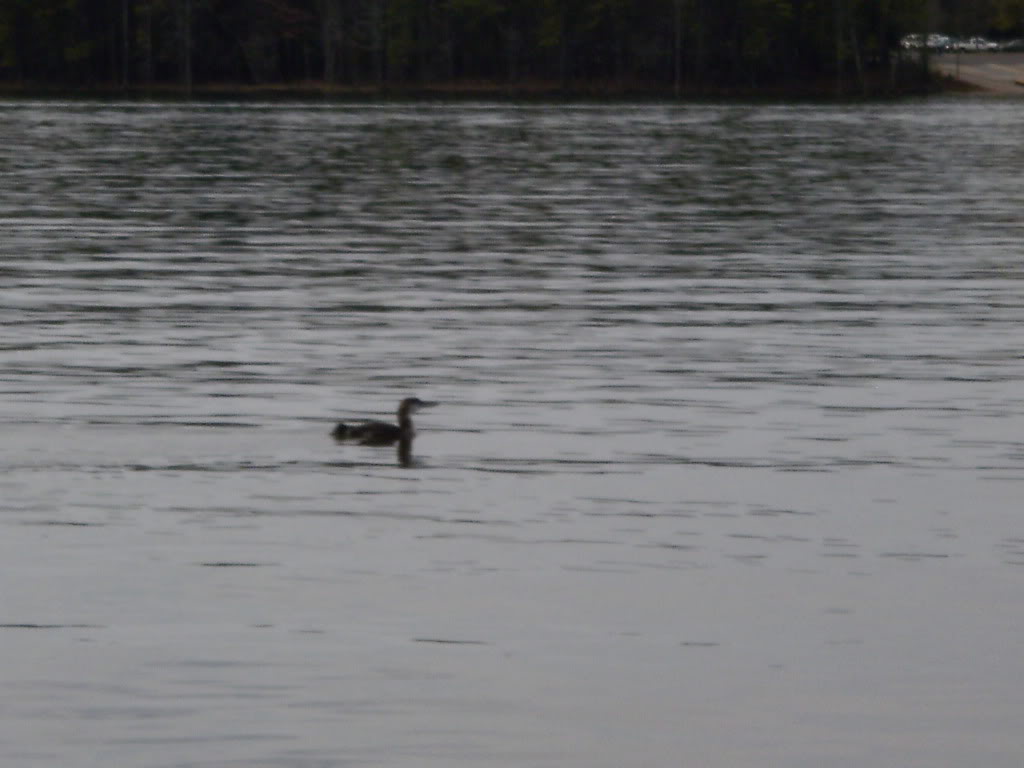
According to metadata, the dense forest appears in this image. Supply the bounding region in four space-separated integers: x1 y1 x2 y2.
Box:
1 0 1023 93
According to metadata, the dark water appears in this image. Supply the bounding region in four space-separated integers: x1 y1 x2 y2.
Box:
2 100 1023 767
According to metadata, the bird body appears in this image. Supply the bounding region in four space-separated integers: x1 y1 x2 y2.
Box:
332 397 433 446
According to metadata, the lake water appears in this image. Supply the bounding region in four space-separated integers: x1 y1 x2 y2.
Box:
1 99 1023 767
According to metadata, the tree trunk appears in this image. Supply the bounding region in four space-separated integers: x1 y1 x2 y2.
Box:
121 0 130 88
371 0 385 84
694 0 705 84
323 0 339 83
834 0 843 96
181 0 193 96
505 23 519 83
920 0 932 87
142 1 152 88
673 0 682 96
849 18 865 95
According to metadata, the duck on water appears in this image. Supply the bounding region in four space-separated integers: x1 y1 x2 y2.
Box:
331 397 436 446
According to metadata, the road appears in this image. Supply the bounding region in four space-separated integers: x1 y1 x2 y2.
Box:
933 51 1024 94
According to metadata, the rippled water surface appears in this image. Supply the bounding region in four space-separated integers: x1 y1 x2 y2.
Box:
2 100 1023 767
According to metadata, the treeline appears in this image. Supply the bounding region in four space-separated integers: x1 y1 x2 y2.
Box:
1 0 1022 93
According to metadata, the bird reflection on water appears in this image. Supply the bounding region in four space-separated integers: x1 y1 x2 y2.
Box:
331 397 436 468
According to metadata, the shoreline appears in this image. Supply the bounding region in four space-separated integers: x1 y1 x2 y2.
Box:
0 72 937 103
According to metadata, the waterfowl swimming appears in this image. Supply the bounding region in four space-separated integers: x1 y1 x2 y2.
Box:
331 397 435 446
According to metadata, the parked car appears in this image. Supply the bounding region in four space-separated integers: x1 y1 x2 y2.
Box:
901 33 1009 52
